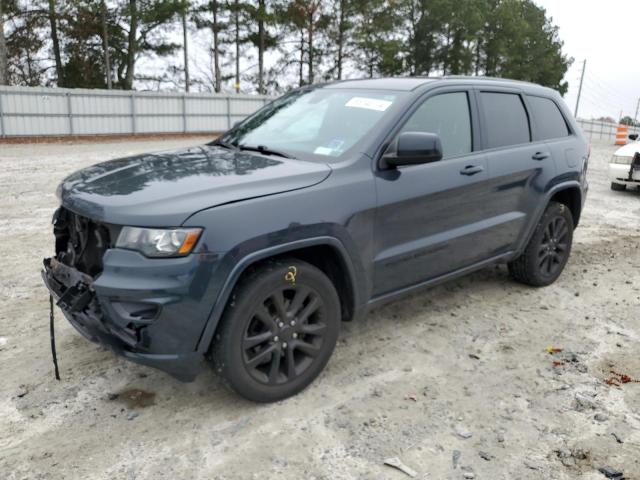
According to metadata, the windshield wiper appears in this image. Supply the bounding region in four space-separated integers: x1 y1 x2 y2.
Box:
211 138 237 150
238 144 293 159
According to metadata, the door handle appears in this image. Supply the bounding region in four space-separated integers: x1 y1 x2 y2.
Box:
532 152 550 161
460 165 484 176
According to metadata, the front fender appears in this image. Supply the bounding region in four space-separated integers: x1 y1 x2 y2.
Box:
193 234 364 354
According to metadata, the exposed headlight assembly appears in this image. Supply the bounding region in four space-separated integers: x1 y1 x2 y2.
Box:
116 227 203 257
611 155 632 165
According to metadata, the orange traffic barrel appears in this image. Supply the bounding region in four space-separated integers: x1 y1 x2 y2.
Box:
615 124 628 145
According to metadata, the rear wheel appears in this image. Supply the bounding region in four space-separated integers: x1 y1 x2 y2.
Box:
212 258 340 402
508 201 574 287
611 182 627 191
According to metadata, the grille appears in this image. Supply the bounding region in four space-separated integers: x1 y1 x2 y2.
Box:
53 207 115 277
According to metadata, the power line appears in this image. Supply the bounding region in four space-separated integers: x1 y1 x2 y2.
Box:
568 59 637 120
580 87 628 114
583 77 635 110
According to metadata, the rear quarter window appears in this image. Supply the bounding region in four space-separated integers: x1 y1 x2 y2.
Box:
526 95 571 140
480 92 531 149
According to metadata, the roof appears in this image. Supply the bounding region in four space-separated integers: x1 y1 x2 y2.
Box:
324 76 550 92
324 78 438 91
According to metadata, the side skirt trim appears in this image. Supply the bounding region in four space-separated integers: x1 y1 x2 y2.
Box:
367 252 514 309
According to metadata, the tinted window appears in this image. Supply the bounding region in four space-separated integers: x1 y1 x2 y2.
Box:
400 92 472 158
527 96 570 140
481 92 530 148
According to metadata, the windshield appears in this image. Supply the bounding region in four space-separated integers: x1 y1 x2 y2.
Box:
221 89 403 161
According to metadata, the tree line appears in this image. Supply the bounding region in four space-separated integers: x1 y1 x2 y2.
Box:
0 0 571 95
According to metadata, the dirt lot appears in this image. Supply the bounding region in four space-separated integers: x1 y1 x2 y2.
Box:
1 138 639 480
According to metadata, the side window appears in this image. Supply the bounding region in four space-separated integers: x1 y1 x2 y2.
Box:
480 92 530 149
526 95 570 140
400 92 472 158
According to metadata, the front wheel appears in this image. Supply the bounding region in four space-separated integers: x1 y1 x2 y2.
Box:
508 201 574 287
212 258 341 402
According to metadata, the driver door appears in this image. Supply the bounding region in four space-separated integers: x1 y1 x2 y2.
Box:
372 89 494 297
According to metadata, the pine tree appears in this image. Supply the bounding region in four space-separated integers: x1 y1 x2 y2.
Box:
0 0 572 95
5 0 49 86
325 0 356 80
194 0 230 92
47 0 64 85
351 0 403 77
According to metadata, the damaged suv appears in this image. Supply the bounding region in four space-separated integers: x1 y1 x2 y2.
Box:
43 77 589 402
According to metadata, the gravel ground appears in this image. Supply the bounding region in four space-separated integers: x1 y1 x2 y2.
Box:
1 138 639 480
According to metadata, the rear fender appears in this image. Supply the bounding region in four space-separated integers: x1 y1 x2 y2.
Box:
514 180 583 257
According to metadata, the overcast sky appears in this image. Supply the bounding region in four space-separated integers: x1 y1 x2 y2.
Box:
534 0 640 120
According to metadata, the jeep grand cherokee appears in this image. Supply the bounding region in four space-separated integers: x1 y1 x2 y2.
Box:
43 77 589 402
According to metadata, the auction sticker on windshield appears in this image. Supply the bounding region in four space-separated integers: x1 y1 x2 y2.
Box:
345 97 392 112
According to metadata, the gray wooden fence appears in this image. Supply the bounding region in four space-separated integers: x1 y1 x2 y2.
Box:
0 85 271 137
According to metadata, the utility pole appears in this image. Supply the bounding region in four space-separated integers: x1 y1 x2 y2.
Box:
634 97 640 125
574 59 586 118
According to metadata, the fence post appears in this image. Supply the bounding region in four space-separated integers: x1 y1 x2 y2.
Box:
130 93 137 135
0 89 5 138
66 92 74 135
599 121 603 140
226 96 231 129
182 94 187 133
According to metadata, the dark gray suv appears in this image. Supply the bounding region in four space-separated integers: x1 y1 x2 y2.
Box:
43 77 589 402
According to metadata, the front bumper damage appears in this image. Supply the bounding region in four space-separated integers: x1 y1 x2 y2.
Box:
42 256 206 381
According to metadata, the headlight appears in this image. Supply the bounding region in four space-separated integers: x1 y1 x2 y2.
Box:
116 227 203 257
612 155 632 165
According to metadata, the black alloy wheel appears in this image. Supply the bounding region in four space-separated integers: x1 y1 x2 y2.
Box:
242 284 328 386
536 215 570 278
508 201 574 287
213 258 340 402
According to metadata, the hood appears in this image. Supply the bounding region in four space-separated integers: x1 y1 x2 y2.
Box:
58 145 332 226
614 141 640 158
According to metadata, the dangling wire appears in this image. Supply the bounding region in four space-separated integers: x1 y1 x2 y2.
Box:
49 295 61 380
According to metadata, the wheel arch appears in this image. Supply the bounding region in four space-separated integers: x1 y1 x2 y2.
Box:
196 237 360 354
515 181 583 258
549 185 583 228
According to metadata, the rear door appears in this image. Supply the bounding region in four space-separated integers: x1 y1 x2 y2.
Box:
476 89 556 255
372 88 495 297
525 93 578 173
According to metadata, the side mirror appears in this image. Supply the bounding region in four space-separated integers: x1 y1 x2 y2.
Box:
629 134 638 141
383 132 443 168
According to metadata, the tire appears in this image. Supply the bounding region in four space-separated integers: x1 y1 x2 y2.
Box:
212 258 341 402
508 201 574 287
611 182 627 191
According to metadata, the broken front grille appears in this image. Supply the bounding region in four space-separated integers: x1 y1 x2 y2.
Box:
52 207 118 277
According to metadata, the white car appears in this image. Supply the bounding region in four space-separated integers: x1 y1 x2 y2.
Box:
609 133 640 191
